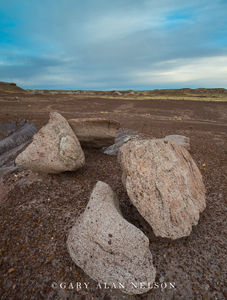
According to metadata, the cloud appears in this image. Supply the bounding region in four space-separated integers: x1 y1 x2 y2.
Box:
0 0 226 89
132 55 227 87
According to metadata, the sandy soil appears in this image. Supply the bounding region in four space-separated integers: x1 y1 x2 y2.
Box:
0 90 226 300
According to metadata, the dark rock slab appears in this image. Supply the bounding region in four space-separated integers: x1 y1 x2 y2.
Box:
103 128 144 155
0 121 37 177
0 122 37 156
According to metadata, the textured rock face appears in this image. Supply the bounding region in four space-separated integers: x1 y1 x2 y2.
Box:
68 118 120 148
67 181 156 295
118 139 206 239
15 112 85 173
164 135 190 150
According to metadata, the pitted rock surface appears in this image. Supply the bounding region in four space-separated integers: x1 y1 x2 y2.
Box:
118 139 206 239
67 181 156 295
15 112 85 173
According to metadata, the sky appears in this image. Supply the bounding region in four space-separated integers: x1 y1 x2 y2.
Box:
0 0 227 90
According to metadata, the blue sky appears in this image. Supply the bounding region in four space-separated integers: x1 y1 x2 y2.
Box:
0 0 227 90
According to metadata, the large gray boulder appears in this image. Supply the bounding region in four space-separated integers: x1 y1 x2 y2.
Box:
67 181 156 295
15 112 85 174
118 139 206 239
68 118 120 148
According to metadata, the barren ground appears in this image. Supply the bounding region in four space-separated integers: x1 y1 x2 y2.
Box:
0 89 226 300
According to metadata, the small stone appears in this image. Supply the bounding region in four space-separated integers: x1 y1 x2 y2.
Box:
8 268 15 274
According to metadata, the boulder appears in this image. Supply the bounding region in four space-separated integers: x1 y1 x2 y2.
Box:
68 118 120 148
67 181 156 295
15 112 85 174
118 139 206 239
164 135 190 150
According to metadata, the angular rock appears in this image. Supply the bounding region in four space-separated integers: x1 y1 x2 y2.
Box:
67 181 156 295
68 118 120 148
103 128 139 155
15 112 85 173
164 135 190 150
118 139 206 239
103 128 150 155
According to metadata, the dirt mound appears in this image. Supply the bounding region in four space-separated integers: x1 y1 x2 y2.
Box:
0 82 24 93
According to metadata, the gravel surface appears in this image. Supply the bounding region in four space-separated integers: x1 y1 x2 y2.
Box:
0 93 226 300
0 134 226 300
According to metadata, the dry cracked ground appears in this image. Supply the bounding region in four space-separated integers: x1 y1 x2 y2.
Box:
0 88 226 300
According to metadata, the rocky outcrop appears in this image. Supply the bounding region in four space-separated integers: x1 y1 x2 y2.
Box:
67 181 156 295
68 118 120 148
118 139 206 239
164 135 190 150
0 81 24 93
15 112 85 174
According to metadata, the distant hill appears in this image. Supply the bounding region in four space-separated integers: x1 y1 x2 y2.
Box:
0 82 226 101
151 88 227 95
0 82 24 93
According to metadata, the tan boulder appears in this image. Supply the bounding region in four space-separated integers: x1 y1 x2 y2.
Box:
67 181 156 295
15 112 85 173
118 139 206 239
68 118 120 148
